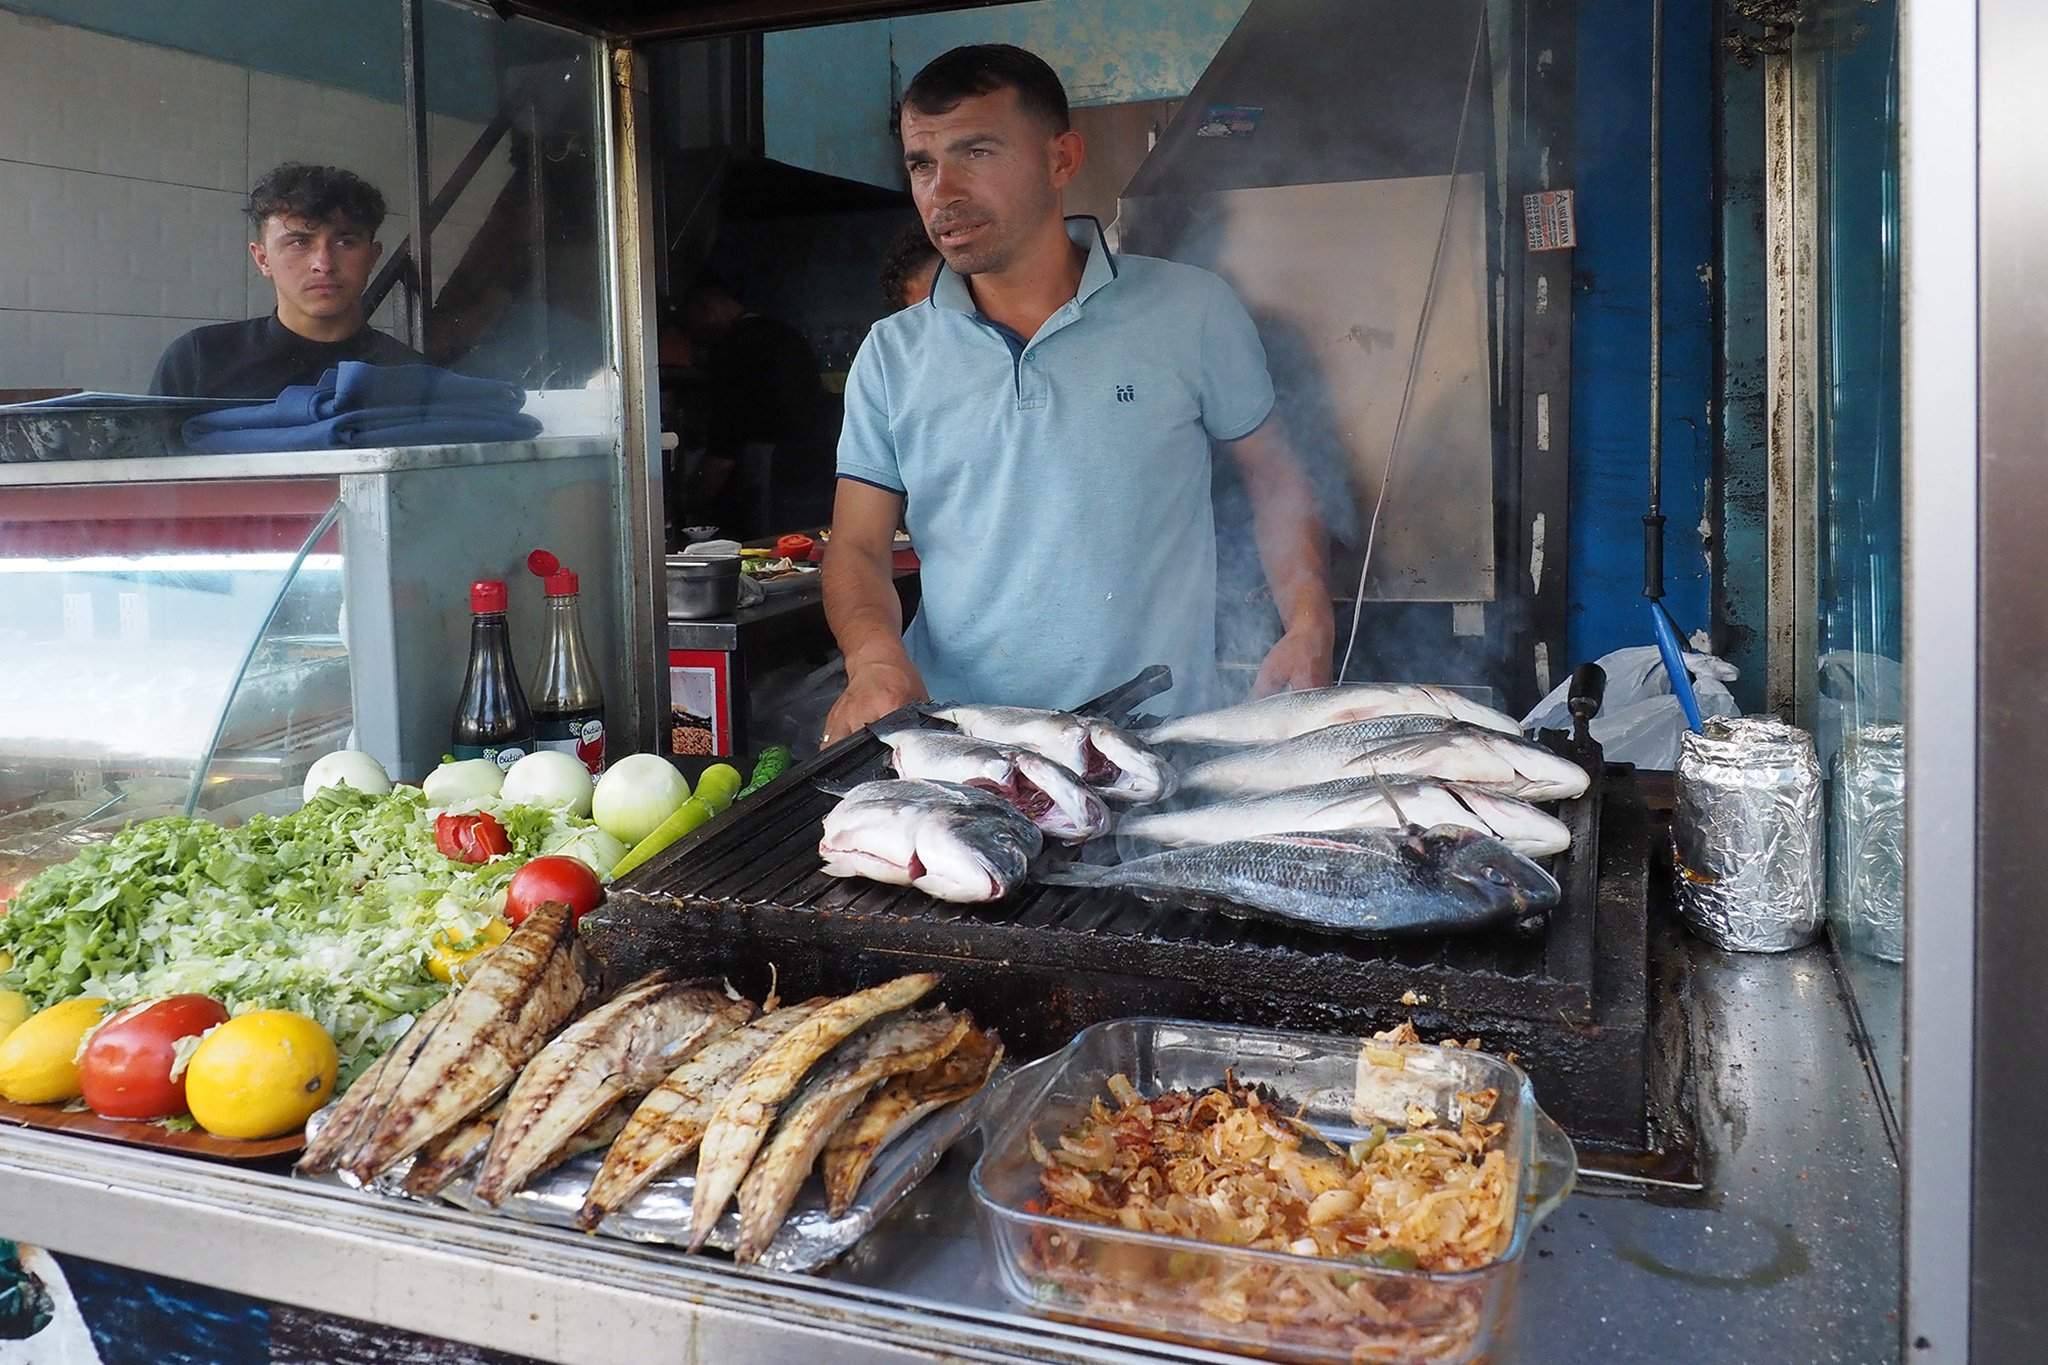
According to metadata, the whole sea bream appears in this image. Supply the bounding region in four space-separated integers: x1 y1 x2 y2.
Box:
686 972 939 1251
733 1010 971 1262
1118 778 1572 857
875 726 1110 841
1143 684 1523 745
818 780 1042 902
924 705 1175 803
340 902 597 1182
1040 825 1559 937
471 972 752 1206
576 998 828 1229
1176 721 1591 802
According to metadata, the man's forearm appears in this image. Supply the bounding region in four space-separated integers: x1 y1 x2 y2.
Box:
1239 431 1334 639
823 548 914 676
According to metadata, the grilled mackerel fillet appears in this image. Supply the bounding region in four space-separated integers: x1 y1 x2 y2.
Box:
734 1010 970 1262
821 1027 1002 1217
404 1098 632 1199
685 973 939 1251
344 902 596 1181
575 999 826 1230
297 993 453 1176
472 972 751 1206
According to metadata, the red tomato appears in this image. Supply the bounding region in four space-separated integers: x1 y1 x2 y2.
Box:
78 994 231 1120
503 856 605 925
435 811 511 864
776 533 816 561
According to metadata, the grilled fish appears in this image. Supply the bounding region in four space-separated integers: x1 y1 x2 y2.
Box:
1119 778 1571 857
686 972 939 1251
822 1027 1003 1217
1041 825 1559 937
298 994 453 1176
819 780 1041 902
734 1010 971 1262
404 1098 632 1199
1177 722 1590 802
1143 684 1522 745
343 902 596 1181
472 972 751 1206
876 727 1111 842
576 1000 828 1230
925 704 1175 804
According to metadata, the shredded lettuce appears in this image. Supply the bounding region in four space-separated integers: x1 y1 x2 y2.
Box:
0 786 587 1084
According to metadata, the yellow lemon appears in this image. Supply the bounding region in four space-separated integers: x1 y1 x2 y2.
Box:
183 1010 337 1139
0 996 109 1104
0 990 30 1044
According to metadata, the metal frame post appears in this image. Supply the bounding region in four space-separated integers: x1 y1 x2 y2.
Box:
401 0 434 354
603 41 670 759
1899 0 1977 1357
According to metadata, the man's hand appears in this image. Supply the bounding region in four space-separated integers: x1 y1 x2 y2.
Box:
1251 622 1335 697
822 660 930 745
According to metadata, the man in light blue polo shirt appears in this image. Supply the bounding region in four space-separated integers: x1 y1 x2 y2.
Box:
821 44 1332 739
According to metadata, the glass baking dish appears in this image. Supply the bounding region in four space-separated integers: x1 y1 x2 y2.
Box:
971 1018 1577 1365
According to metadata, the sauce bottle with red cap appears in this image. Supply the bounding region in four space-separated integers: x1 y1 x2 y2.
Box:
451 578 534 769
527 549 606 775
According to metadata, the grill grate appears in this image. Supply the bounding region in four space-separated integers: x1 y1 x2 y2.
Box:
589 726 1655 1150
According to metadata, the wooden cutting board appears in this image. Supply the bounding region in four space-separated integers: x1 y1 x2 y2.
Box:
0 1096 303 1161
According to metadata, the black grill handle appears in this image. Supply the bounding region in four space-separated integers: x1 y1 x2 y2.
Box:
1081 664 1174 724
1567 663 1606 740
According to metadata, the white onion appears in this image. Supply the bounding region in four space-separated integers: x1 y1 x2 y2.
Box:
302 750 393 803
501 750 595 817
421 758 504 807
590 754 691 844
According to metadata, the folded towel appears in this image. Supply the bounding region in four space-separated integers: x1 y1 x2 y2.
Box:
181 361 536 452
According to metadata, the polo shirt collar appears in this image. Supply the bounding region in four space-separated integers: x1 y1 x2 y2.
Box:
929 215 1119 316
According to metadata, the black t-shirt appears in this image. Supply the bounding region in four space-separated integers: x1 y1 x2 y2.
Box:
150 315 426 399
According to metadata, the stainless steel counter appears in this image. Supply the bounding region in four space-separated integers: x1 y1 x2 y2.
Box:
0 940 1899 1364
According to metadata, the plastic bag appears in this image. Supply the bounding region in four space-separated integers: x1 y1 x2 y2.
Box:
1520 645 1739 771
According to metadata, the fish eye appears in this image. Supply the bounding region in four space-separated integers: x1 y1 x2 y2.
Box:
1481 865 1512 886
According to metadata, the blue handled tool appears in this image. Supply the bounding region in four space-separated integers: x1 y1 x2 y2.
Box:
1648 602 1705 733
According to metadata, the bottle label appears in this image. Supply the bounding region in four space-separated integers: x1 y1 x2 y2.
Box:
536 715 605 775
451 743 530 771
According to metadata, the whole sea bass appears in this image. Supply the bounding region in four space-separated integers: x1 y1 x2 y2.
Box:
924 705 1176 804
1040 825 1559 937
1177 721 1591 802
819 780 1043 902
1118 778 1572 857
876 726 1111 842
1143 684 1523 746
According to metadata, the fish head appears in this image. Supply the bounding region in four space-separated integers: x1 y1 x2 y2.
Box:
1012 753 1112 841
1084 723 1177 803
911 807 1035 901
1428 825 1562 916
1511 746 1593 801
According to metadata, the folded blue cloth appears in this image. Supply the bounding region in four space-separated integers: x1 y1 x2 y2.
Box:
182 361 537 452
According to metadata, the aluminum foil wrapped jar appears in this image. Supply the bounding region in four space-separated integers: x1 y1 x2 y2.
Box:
1673 717 1825 951
1828 723 1905 962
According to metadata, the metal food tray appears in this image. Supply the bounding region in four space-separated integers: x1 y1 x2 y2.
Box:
298 1080 994 1274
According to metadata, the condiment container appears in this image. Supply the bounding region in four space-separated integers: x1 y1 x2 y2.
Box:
666 554 741 620
972 1018 1577 1365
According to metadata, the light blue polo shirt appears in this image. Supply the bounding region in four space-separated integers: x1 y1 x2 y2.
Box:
837 217 1274 717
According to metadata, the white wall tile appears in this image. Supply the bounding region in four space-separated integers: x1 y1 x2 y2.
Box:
0 309 207 392
0 162 247 319
0 11 247 192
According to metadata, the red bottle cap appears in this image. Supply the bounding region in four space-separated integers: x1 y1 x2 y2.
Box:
527 548 577 597
470 579 508 614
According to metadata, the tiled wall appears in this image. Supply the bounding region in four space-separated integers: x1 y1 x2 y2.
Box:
0 9 505 393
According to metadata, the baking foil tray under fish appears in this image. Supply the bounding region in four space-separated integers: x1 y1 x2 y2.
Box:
297 1083 990 1274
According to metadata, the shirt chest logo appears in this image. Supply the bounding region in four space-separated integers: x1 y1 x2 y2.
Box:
1115 384 1135 403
